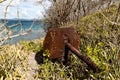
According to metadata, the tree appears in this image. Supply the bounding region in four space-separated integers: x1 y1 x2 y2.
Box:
43 0 116 28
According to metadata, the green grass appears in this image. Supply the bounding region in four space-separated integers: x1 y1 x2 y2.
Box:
0 6 120 80
77 6 120 79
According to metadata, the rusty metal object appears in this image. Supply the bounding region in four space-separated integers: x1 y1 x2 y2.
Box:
43 27 100 72
43 27 80 59
65 42 100 72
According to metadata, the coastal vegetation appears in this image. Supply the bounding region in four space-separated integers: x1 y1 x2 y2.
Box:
0 0 120 80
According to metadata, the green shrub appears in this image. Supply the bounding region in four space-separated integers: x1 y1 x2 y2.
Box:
77 6 120 79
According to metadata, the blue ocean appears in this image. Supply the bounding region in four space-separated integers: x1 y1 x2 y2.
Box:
0 19 46 45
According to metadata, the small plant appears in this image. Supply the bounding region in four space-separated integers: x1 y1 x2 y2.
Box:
0 44 29 79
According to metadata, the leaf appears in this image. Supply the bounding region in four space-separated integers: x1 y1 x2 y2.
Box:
109 73 115 80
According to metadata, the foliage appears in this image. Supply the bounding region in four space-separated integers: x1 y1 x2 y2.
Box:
0 44 29 79
77 6 120 79
37 6 120 80
0 39 43 79
20 40 43 53
0 6 120 80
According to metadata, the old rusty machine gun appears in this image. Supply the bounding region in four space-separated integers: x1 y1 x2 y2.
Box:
43 27 100 72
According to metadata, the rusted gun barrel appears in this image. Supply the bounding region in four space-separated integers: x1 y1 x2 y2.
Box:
64 42 100 72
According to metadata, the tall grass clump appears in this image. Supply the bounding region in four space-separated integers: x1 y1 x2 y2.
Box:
0 39 43 80
0 44 29 79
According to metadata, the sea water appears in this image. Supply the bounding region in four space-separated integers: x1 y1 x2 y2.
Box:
1 19 45 45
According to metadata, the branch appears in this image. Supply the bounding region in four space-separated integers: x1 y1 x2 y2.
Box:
0 0 6 3
4 0 13 22
0 31 29 45
97 8 120 26
114 3 120 24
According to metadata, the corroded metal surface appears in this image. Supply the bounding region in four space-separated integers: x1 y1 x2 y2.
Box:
43 27 80 59
65 42 100 72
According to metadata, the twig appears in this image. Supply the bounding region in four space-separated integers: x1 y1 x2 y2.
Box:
28 19 36 30
8 23 20 29
0 0 6 3
96 8 120 26
0 31 29 45
0 29 6 35
4 0 13 23
113 3 120 26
